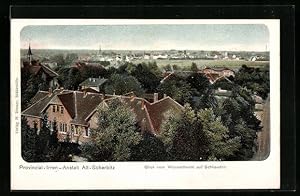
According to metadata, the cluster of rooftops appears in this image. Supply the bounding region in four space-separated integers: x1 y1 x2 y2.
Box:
22 89 183 135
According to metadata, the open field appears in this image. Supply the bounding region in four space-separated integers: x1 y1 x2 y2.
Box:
132 59 269 70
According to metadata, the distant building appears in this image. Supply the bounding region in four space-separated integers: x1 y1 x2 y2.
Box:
153 54 168 60
143 53 151 60
22 45 59 89
199 67 235 84
160 67 235 84
79 77 108 93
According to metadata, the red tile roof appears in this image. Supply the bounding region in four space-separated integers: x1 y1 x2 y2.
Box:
22 90 105 126
23 61 58 77
22 89 67 118
30 91 49 104
23 90 183 133
104 95 184 134
28 66 42 75
146 97 184 133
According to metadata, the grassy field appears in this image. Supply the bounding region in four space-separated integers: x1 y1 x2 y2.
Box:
132 59 269 70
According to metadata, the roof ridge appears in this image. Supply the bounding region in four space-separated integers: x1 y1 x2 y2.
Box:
85 92 104 96
143 105 156 134
74 91 78 118
41 64 59 76
150 96 184 109
21 94 49 114
149 96 170 105
120 95 151 104
38 90 49 93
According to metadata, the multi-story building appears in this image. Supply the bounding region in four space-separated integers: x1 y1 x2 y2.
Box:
22 89 183 144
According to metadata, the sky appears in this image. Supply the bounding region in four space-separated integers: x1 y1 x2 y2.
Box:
20 24 269 51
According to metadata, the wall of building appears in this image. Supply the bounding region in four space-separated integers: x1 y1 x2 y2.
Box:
25 116 41 130
56 125 91 144
45 103 72 132
88 112 99 130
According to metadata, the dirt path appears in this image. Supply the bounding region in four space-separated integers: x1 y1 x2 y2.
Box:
252 96 270 161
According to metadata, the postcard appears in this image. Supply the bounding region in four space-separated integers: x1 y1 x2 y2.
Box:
10 19 280 190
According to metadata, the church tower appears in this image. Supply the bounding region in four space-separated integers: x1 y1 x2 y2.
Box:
98 44 101 55
27 44 33 65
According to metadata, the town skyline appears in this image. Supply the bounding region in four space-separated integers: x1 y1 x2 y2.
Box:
20 24 269 51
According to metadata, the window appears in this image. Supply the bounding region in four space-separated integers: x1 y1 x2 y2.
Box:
85 128 90 137
71 125 74 133
48 121 52 129
52 105 56 112
52 121 56 130
61 106 64 114
59 123 68 132
75 125 79 135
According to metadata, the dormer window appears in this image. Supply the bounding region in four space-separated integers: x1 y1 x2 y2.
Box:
85 127 90 137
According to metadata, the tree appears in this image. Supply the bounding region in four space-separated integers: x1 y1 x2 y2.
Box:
51 54 65 68
159 105 241 161
212 77 235 91
105 74 144 96
217 88 260 160
197 108 241 160
21 117 38 162
131 63 160 93
130 132 167 161
158 79 194 105
147 61 161 76
80 99 142 161
80 65 108 81
49 120 58 147
35 114 51 161
159 104 209 161
191 62 198 72
186 73 209 93
22 70 49 110
163 64 172 72
100 61 110 67
65 53 78 65
235 65 269 99
57 67 82 90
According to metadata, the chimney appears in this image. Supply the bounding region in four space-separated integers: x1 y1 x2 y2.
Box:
89 78 92 82
48 87 52 94
153 93 158 102
141 100 145 110
130 95 135 102
163 93 167 98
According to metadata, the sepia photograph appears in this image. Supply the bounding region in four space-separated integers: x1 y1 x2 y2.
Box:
11 19 280 190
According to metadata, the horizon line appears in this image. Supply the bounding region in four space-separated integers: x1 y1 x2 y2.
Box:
20 48 269 52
